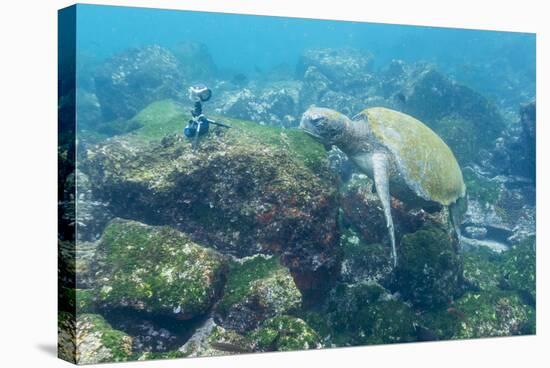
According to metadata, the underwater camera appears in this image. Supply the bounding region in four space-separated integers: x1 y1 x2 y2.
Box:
188 84 212 102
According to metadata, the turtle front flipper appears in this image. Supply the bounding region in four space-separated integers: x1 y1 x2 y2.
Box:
372 152 397 267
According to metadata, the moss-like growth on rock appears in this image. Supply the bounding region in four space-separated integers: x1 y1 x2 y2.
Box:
179 320 254 357
58 312 77 363
463 246 503 291
423 290 535 340
340 227 393 285
501 236 536 305
58 313 133 364
216 255 302 332
83 100 340 295
75 288 96 314
251 315 321 351
325 282 417 345
94 219 226 319
462 167 501 205
395 225 463 308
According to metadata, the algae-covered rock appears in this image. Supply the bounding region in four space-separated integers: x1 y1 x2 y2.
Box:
178 318 254 358
324 282 418 346
340 173 437 246
219 82 301 128
94 46 185 120
401 67 505 165
339 228 392 285
251 315 321 352
395 225 463 308
216 255 302 332
58 312 77 363
59 312 133 364
500 236 536 305
296 48 374 93
462 247 503 291
83 99 340 296
423 291 535 340
171 41 217 81
93 219 226 319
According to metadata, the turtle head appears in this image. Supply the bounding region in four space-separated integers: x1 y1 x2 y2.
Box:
299 106 350 149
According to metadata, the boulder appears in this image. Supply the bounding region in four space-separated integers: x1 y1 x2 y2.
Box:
398 66 506 166
250 315 322 351
82 100 341 296
394 225 463 309
179 318 254 357
171 41 217 81
94 45 185 121
220 82 301 127
93 219 226 319
215 255 302 333
488 100 536 180
296 48 374 93
423 290 535 340
58 312 133 364
324 282 418 345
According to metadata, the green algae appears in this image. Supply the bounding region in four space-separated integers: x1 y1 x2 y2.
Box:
125 99 327 171
95 219 226 318
251 315 321 351
462 168 500 204
395 225 462 308
463 246 503 291
76 314 133 364
501 236 536 305
324 282 417 346
216 255 301 318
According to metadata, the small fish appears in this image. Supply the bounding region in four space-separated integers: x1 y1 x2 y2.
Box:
394 92 407 104
447 307 466 319
210 341 252 353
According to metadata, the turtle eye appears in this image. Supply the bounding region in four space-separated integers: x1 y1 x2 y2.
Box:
310 116 324 125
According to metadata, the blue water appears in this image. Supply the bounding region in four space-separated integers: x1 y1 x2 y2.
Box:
76 4 535 83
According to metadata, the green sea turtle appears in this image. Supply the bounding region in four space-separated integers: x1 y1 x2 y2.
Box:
299 106 466 266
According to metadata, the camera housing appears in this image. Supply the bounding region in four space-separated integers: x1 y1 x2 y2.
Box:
188 84 212 102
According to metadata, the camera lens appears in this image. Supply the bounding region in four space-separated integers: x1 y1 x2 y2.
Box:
199 88 212 102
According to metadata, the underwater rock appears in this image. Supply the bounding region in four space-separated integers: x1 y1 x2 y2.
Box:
215 255 302 333
397 66 505 166
296 48 374 94
58 312 133 364
462 246 504 292
299 65 365 117
488 100 536 180
171 41 217 81
92 219 226 319
75 169 112 242
94 45 185 121
179 318 253 357
250 315 322 351
340 173 456 262
462 168 535 247
500 236 536 306
423 290 535 340
220 82 301 127
394 225 463 309
324 282 418 345
76 90 102 129
83 100 341 297
339 228 393 285
462 235 535 307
